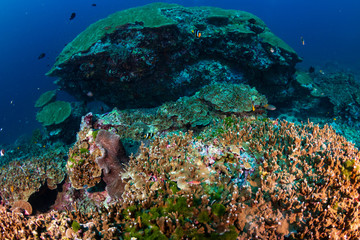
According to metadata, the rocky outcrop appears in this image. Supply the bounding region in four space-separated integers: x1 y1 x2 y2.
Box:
47 3 300 109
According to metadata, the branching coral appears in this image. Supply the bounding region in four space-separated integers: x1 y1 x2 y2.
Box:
0 148 67 204
1 116 360 239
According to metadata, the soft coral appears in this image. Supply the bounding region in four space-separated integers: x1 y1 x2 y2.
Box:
95 130 129 199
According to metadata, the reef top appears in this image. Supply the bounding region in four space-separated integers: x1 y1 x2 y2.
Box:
47 2 294 76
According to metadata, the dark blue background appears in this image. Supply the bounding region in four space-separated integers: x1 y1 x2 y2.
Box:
0 0 359 144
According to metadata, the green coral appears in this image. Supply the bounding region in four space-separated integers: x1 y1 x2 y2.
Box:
71 220 81 232
259 30 296 54
34 90 57 108
47 2 178 75
156 83 268 129
198 83 267 113
198 210 210 223
212 203 226 217
36 101 71 126
200 6 266 27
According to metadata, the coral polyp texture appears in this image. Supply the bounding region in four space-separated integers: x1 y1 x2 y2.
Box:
47 2 300 109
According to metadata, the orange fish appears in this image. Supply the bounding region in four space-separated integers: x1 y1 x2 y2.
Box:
187 180 201 185
192 29 201 38
300 36 305 45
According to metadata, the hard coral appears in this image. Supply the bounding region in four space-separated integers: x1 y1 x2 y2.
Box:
67 125 103 190
95 130 129 199
47 3 299 109
2 116 360 239
11 200 32 215
0 148 67 204
34 90 57 108
36 101 72 126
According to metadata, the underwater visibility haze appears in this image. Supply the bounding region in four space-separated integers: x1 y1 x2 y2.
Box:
0 0 360 239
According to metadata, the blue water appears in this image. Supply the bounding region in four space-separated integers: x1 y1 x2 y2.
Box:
0 0 359 144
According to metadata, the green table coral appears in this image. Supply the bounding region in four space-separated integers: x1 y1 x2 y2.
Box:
36 101 72 126
34 90 57 108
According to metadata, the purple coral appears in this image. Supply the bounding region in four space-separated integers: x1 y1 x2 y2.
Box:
95 130 128 199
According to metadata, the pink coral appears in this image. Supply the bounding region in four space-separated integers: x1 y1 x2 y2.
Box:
95 130 129 199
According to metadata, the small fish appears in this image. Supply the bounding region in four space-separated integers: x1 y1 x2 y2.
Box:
0 128 3 132
308 66 315 73
252 104 255 111
192 29 201 38
187 180 201 185
87 91 94 97
0 149 4 157
319 70 325 75
38 53 46 59
270 47 275 53
144 132 154 139
69 12 76 21
91 3 97 7
264 104 276 111
300 36 305 45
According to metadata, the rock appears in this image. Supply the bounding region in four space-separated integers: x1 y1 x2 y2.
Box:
47 3 300 109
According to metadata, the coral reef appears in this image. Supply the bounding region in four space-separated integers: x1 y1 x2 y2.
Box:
47 3 300 109
35 99 88 144
67 126 103 190
0 206 71 239
0 146 67 209
1 116 360 239
4 3 360 240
